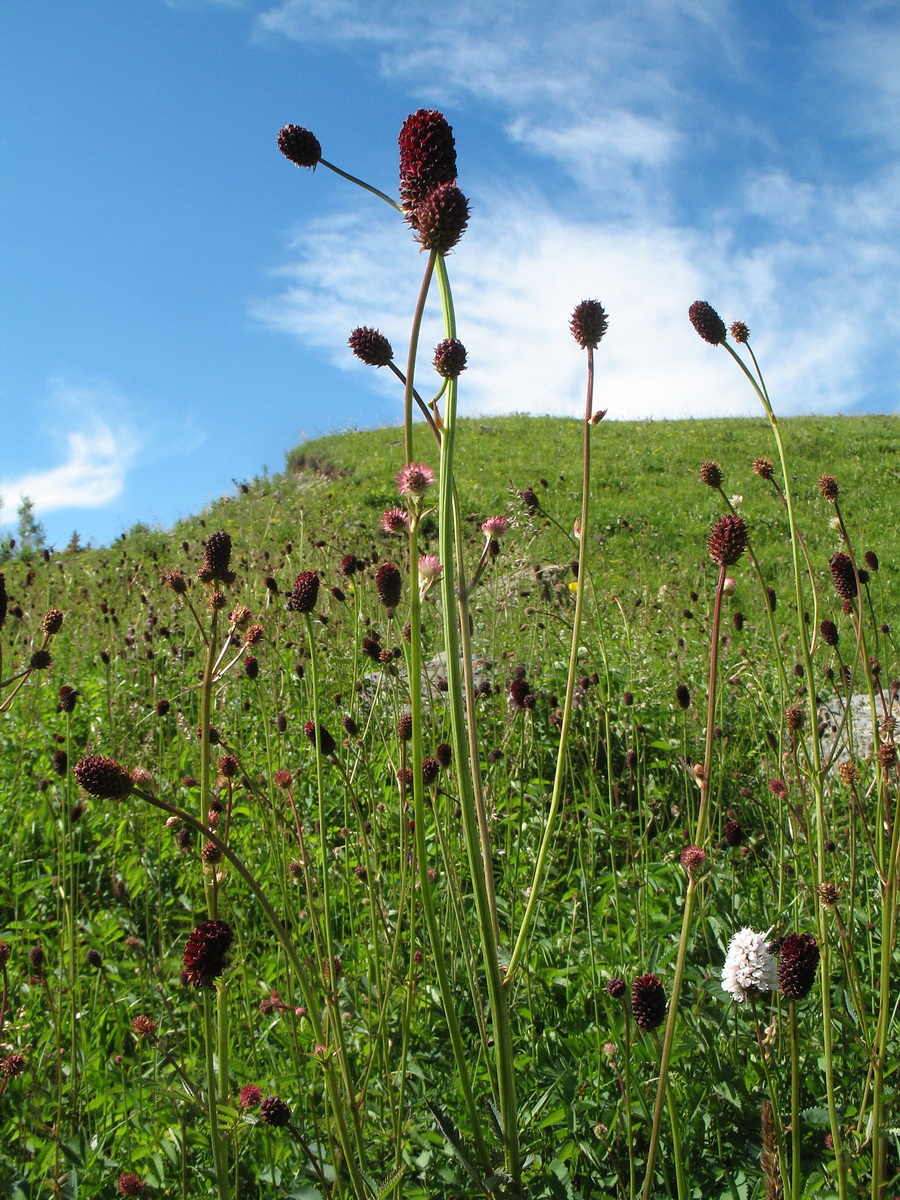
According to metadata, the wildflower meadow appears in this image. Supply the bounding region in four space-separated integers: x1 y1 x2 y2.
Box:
1 110 898 1200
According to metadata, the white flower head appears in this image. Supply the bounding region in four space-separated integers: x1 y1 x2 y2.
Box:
721 927 777 1003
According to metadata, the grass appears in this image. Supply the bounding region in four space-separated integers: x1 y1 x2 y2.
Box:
0 410 898 1198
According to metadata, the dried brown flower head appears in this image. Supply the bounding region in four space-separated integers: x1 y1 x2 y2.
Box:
570 300 609 349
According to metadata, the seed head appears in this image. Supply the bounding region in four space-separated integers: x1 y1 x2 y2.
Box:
699 460 723 489
753 457 775 480
818 474 839 502
29 649 52 670
729 320 750 343
116 1174 146 1197
436 742 452 768
631 973 667 1031
0 572 6 629
688 300 727 345
1 1053 26 1079
785 705 805 732
375 562 402 609
131 1015 157 1039
818 882 840 908
41 608 64 635
0 940 11 968
412 182 470 254
708 514 748 567
876 740 896 771
864 550 879 572
288 571 319 614
182 919 233 989
570 300 609 349
165 570 188 595
277 124 322 169
829 552 857 601
432 337 468 379
348 327 393 367
675 684 690 710
74 754 133 800
201 532 235 585
398 109 457 212
260 1095 292 1127
777 932 819 1000
606 976 626 999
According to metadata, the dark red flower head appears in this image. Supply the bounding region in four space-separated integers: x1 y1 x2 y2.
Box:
260 1095 292 1127
304 720 336 757
708 514 748 567
0 571 7 629
375 562 402 609
689 301 727 345
277 124 322 169
606 976 626 999
201 532 235 585
288 571 319 614
570 300 609 349
412 182 470 254
777 932 819 1000
398 109 457 212
632 973 667 1031
433 338 468 379
182 919 233 989
74 754 133 800
349 327 393 367
829 553 857 601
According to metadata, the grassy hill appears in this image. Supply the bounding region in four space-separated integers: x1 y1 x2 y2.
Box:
0 411 897 1199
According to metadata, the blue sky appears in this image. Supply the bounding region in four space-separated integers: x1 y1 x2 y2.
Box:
2 0 898 548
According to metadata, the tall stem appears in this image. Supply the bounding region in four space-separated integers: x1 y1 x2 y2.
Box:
506 346 596 984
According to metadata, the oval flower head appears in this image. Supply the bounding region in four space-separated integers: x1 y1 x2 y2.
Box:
721 927 777 1003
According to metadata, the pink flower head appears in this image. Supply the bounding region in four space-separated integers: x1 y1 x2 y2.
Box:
397 462 435 497
481 516 509 539
418 555 443 581
381 507 409 534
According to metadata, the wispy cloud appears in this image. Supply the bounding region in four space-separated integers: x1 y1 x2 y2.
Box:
0 381 139 526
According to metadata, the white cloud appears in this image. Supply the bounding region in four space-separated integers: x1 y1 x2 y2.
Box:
0 382 139 525
255 0 900 418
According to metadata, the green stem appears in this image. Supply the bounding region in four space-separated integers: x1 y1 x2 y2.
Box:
724 339 847 1197
506 343 596 984
433 254 519 1181
790 1001 801 1200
